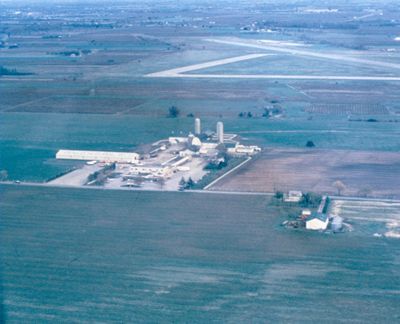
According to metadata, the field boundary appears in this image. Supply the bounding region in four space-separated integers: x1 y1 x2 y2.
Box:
203 157 252 190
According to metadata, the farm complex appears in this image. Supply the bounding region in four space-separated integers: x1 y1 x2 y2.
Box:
51 119 260 190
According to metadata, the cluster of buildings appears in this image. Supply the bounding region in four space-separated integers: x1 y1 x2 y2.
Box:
55 118 261 189
283 192 343 232
301 195 342 231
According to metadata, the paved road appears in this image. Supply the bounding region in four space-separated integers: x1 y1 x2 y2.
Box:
48 164 102 186
1 181 400 203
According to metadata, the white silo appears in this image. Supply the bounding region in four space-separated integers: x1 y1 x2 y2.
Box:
331 216 343 232
216 121 224 143
195 118 201 135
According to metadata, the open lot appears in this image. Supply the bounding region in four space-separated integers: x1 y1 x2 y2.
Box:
208 148 400 199
1 184 400 322
330 199 400 238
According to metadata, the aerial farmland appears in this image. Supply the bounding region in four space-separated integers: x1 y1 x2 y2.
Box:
1 0 400 322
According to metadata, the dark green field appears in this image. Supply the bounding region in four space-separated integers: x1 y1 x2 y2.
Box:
1 184 400 322
1 111 400 182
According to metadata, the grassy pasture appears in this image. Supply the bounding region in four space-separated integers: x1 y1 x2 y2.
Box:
0 113 193 181
6 95 145 114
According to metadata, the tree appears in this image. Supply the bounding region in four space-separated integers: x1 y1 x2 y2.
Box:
306 140 315 148
158 177 165 189
168 106 180 118
0 170 8 181
274 191 284 200
271 105 283 115
358 188 372 198
333 180 346 196
262 108 270 118
300 192 322 207
186 177 195 189
179 177 186 190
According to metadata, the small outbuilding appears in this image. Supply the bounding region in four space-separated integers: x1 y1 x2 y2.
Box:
284 190 303 203
306 212 329 231
301 209 312 220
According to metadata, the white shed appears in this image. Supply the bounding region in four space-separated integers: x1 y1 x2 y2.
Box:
306 213 329 231
56 149 139 164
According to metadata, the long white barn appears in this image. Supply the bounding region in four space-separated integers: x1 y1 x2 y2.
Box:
56 149 139 163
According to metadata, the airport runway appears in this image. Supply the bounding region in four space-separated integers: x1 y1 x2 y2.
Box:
146 37 400 81
146 53 268 77
206 38 400 70
156 73 400 81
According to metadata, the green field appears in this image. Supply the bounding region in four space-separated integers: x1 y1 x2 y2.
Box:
1 184 400 322
1 111 399 182
0 113 194 181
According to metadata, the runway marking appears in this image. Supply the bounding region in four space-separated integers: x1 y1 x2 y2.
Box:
159 73 400 81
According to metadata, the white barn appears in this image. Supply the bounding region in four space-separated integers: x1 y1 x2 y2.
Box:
56 150 139 164
306 213 329 231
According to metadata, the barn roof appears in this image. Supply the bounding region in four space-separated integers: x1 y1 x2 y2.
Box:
307 212 328 222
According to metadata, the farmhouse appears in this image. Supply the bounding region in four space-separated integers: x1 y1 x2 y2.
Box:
227 143 261 156
284 190 303 203
306 212 329 230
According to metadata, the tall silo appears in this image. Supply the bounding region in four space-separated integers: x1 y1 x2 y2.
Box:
195 118 201 135
331 216 343 232
216 121 224 143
